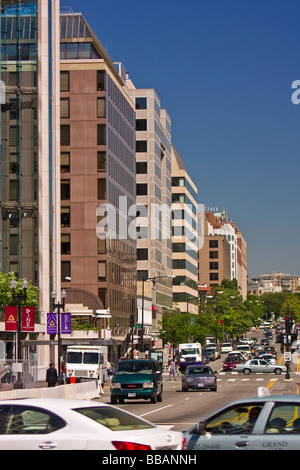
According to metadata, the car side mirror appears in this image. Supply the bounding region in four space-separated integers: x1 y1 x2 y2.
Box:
195 421 206 435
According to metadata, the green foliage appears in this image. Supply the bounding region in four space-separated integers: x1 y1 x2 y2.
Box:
0 272 39 307
159 278 265 348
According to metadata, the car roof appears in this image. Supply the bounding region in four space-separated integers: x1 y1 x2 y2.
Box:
0 398 108 410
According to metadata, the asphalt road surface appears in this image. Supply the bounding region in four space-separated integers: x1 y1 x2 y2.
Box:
99 331 300 432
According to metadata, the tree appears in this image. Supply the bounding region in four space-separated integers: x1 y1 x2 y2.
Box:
0 272 39 307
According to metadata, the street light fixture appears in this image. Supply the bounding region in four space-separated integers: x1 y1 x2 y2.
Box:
141 274 175 353
10 277 29 389
51 289 67 379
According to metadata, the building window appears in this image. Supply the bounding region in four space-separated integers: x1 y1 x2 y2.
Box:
136 119 147 131
61 207 70 227
136 183 148 196
137 270 148 281
60 71 69 92
136 162 147 174
97 97 106 118
61 261 71 281
61 234 71 254
209 251 219 259
135 97 147 110
209 239 218 248
209 262 219 270
98 261 106 281
136 141 147 153
61 152 70 173
210 273 219 281
9 180 19 201
9 153 18 174
97 70 106 91
97 124 106 145
9 126 18 146
61 180 70 200
60 98 70 119
97 179 106 199
61 125 70 146
97 152 106 172
137 248 148 260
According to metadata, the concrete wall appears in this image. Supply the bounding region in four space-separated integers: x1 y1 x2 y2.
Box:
0 380 102 401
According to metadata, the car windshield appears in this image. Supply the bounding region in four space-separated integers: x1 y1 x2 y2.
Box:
75 406 154 431
187 367 213 375
180 348 198 355
114 362 153 375
205 403 264 435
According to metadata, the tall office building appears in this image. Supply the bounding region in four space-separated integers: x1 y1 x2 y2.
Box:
125 78 173 347
0 0 61 367
171 145 198 314
59 14 136 341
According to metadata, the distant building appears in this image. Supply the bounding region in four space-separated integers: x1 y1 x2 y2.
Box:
199 209 247 298
171 145 198 314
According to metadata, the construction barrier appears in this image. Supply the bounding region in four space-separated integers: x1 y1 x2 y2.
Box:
0 379 102 401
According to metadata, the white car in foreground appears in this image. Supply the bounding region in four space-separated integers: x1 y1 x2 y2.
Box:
0 398 185 450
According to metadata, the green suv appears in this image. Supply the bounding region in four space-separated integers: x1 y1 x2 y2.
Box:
110 359 163 404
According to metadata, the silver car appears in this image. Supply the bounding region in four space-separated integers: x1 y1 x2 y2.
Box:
182 365 217 392
235 358 286 375
184 394 300 450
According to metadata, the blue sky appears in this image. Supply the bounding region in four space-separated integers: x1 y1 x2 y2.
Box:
60 0 300 279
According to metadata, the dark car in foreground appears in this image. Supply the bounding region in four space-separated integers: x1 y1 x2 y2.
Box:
110 359 163 404
181 365 217 392
184 393 300 450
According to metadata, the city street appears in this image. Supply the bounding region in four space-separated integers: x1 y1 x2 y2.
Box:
99 331 300 432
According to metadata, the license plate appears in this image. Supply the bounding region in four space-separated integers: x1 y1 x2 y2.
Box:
128 393 136 397
197 383 204 387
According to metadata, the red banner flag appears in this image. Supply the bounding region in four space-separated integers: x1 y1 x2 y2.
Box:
22 306 35 332
5 306 17 331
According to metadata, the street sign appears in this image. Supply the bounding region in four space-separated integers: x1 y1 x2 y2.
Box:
284 351 292 362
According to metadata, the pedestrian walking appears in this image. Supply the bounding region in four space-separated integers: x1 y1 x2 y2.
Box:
46 362 58 387
168 359 176 381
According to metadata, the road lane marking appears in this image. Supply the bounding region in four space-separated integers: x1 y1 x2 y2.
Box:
139 404 173 418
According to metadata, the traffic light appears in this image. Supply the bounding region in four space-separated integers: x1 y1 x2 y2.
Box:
130 314 135 328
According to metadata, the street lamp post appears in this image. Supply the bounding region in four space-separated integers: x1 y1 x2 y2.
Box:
51 289 67 378
10 277 29 389
141 274 175 353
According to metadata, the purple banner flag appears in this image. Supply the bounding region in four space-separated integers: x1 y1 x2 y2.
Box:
61 312 72 334
47 313 57 335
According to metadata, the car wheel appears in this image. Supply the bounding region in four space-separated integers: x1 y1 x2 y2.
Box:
119 398 125 403
182 386 188 392
243 368 251 375
151 392 157 403
274 368 282 375
157 387 163 402
111 396 118 404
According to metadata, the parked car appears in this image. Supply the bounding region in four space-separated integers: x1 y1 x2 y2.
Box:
181 365 217 392
0 398 185 450
221 343 233 354
110 359 163 404
184 394 300 450
234 358 287 375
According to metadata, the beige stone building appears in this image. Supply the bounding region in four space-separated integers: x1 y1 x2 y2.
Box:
171 145 198 314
